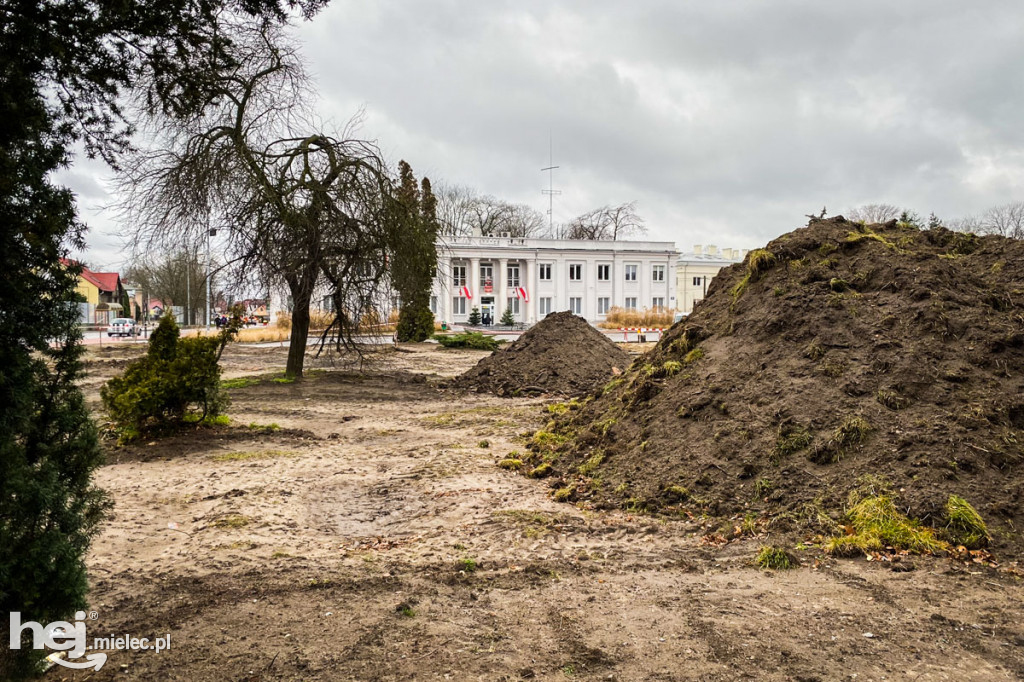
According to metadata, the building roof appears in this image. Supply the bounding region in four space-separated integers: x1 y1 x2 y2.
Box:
61 257 121 293
439 235 677 255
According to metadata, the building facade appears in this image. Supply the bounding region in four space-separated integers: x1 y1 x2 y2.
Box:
675 245 746 314
432 235 678 326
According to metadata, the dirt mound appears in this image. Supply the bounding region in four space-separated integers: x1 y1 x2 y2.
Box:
537 217 1024 555
455 311 630 397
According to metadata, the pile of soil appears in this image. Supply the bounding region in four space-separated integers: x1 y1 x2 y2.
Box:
455 311 630 397
541 217 1024 554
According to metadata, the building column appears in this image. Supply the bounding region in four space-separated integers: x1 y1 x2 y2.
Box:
469 257 480 321
498 257 508 321
439 254 451 324
524 258 535 323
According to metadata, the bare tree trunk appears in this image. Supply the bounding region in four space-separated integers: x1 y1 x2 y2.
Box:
286 283 312 378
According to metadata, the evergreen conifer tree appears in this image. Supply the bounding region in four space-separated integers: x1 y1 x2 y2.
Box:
393 161 440 342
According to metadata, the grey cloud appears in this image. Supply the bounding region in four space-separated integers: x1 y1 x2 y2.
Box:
69 0 1024 263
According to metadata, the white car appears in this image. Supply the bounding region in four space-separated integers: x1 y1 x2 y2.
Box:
107 317 138 337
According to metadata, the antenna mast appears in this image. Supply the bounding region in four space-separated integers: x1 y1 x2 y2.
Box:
541 132 561 234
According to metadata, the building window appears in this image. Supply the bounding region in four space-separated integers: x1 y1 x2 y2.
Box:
693 276 704 287
480 264 494 290
453 297 467 316
321 295 334 312
507 263 520 288
539 297 552 316
569 297 583 315
652 297 665 311
652 265 665 282
597 297 610 315
430 296 438 314
625 297 637 310
539 263 552 281
569 263 583 281
505 297 520 316
625 264 638 282
597 264 610 281
452 265 466 287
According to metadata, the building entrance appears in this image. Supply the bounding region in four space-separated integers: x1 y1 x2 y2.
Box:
480 297 495 326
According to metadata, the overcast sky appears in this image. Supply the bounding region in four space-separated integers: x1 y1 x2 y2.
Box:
64 0 1024 269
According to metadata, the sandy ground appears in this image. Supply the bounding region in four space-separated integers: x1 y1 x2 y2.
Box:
52 344 1024 681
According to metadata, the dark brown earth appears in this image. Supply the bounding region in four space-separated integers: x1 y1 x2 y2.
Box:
542 217 1024 559
455 311 630 397
54 341 1024 680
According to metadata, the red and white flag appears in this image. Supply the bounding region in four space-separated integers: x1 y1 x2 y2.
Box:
516 287 529 302
460 286 472 299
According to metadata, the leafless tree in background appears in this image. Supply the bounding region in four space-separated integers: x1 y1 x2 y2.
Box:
946 214 984 233
979 201 1024 239
846 203 902 224
125 249 221 324
434 182 477 236
434 184 547 237
562 201 646 240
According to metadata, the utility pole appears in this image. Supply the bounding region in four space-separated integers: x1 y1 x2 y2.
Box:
206 227 216 328
541 132 561 235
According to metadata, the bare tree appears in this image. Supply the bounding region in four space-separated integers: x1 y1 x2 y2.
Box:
847 203 902 224
563 201 646 240
466 195 546 237
434 182 477 236
947 214 984 233
980 201 1024 239
119 21 403 378
126 248 214 324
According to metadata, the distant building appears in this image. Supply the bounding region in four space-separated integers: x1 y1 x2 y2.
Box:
432 235 678 325
61 258 127 324
675 245 747 314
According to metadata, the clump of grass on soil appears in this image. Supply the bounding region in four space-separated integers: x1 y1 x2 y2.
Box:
183 413 230 426
833 416 871 448
528 462 553 478
212 513 251 529
730 248 777 304
876 390 910 411
213 449 294 462
945 495 990 549
577 450 605 476
553 486 574 502
824 496 945 556
546 398 582 415
498 458 523 470
221 376 260 389
774 426 812 459
755 546 797 570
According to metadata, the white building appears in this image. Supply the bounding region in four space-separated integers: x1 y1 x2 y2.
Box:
675 245 747 314
432 235 678 326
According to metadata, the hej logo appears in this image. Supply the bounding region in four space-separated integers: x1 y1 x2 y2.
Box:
8 611 107 671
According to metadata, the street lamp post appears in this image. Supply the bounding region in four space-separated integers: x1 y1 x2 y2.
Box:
206 228 216 328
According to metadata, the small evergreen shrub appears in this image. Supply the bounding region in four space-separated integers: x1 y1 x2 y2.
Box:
101 311 240 440
433 331 501 351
